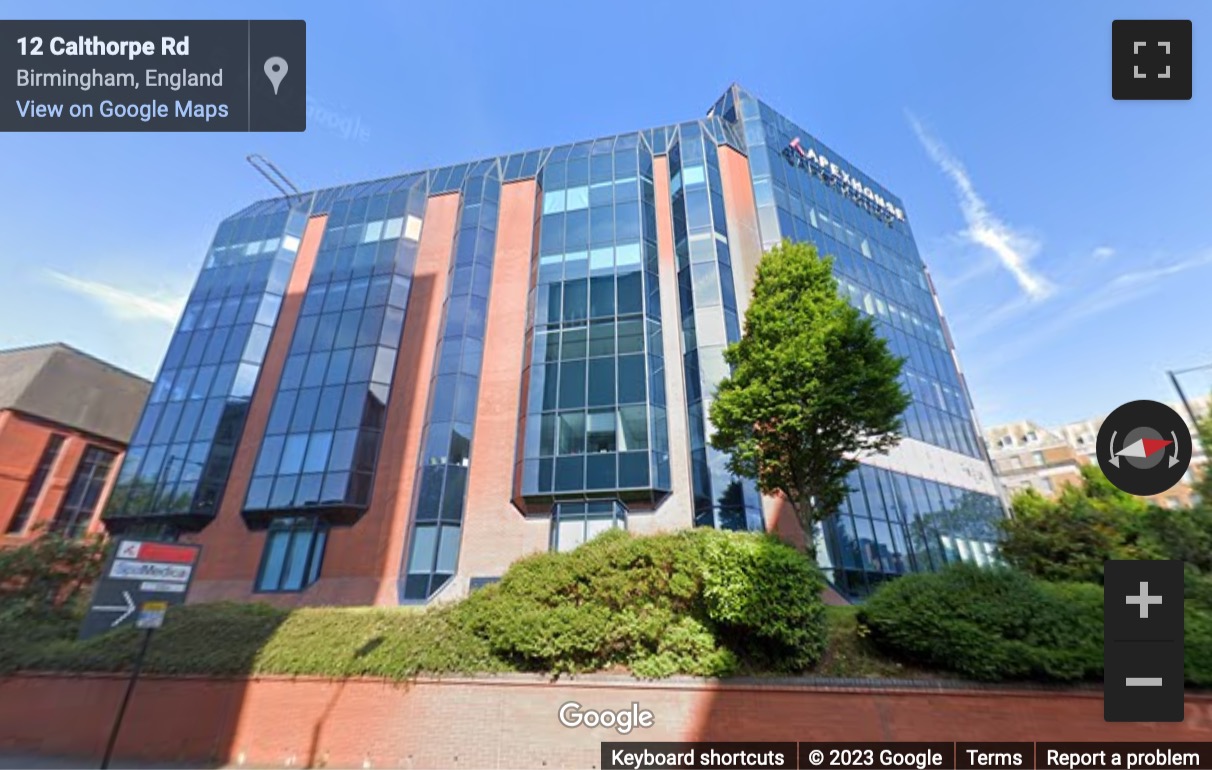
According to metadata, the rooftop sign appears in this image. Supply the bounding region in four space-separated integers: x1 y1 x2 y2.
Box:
782 137 905 223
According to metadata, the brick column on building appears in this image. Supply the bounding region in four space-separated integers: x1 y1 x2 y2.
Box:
630 156 695 536
362 192 461 606
716 145 804 547
0 410 36 536
450 179 549 595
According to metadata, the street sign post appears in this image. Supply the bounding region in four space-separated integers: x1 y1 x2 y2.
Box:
81 538 201 769
80 538 201 640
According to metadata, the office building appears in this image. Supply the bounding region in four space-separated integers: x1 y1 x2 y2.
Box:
102 85 1005 603
0 343 150 543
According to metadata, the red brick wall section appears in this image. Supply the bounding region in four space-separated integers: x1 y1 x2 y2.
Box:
716 145 764 320
187 193 467 608
0 674 1210 768
452 179 550 592
0 410 126 546
0 409 31 532
362 191 459 605
631 155 695 536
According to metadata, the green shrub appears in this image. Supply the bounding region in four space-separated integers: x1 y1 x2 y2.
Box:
454 528 827 677
860 563 1212 686
0 531 106 615
1028 581 1104 681
699 528 827 670
858 563 1103 682
1185 565 1212 610
0 601 509 678
1186 604 1212 688
1 529 827 681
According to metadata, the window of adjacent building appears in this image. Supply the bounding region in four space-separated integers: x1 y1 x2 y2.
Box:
255 517 328 592
49 445 116 539
6 434 65 534
1037 478 1054 495
1032 451 1045 466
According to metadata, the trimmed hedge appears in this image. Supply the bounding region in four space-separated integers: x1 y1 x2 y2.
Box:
453 528 829 677
0 528 830 681
5 533 1208 687
859 563 1212 686
0 602 508 679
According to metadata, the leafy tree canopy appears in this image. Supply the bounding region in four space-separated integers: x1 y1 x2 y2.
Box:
998 464 1212 584
709 240 910 557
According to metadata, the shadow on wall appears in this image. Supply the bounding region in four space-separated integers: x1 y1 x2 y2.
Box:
0 608 414 766
187 271 441 610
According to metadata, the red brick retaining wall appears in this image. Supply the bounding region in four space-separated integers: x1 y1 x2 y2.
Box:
1 674 1210 768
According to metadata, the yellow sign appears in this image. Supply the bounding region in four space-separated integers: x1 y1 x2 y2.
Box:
136 601 169 629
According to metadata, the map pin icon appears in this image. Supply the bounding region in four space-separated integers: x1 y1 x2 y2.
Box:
264 57 288 95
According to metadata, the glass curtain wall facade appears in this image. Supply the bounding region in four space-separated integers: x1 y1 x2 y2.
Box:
713 85 1002 597
517 135 671 506
103 85 1005 604
243 176 426 527
666 123 763 531
105 200 309 533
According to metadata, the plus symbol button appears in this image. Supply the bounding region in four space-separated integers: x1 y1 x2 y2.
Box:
1126 581 1163 619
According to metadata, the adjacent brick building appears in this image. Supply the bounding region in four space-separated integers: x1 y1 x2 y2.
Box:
986 395 1210 508
0 343 150 545
101 85 1007 605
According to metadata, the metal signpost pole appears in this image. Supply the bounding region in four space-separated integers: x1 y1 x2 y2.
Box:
81 537 200 768
100 628 153 770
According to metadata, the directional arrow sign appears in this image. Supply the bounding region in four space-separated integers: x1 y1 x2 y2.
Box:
80 539 201 641
91 590 136 628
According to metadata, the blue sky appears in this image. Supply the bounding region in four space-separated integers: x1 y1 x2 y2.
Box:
4 0 1212 429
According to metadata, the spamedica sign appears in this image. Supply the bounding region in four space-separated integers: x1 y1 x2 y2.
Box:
80 539 201 640
109 557 192 583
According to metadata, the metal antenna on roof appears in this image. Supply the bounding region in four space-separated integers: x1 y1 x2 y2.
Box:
246 154 301 198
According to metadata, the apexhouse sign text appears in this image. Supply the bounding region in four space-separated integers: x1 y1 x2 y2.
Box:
782 136 905 223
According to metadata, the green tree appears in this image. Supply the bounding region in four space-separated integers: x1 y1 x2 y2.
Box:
998 465 1159 584
1140 504 1212 573
709 240 910 559
0 529 107 615
1192 403 1212 508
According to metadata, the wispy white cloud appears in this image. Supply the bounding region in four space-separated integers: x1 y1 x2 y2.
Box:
909 115 1055 301
1103 251 1212 291
1091 246 1115 260
44 270 186 325
954 294 1037 341
972 250 1212 370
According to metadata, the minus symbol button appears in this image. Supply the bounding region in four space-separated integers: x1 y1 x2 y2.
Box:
1125 677 1163 686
